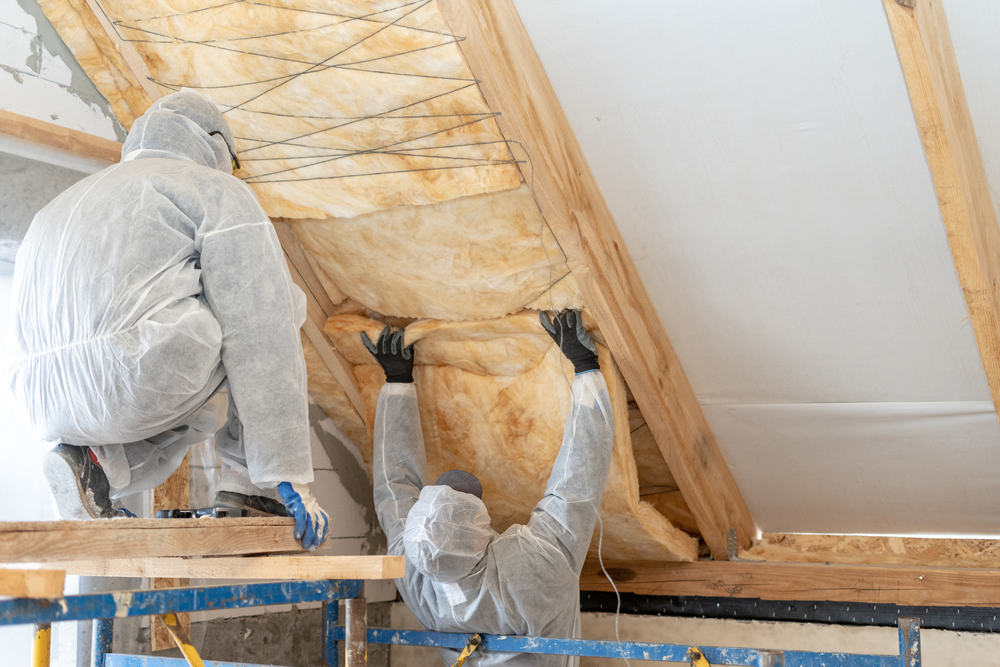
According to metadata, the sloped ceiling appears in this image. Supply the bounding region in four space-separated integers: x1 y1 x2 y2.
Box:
512 0 1000 535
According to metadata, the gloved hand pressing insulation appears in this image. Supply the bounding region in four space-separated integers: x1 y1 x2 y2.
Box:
277 482 330 550
540 309 601 374
361 325 415 383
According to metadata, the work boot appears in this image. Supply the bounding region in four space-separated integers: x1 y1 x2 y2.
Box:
42 444 117 520
213 490 287 517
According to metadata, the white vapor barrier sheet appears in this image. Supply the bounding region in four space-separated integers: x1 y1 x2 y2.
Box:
513 0 1000 534
706 402 1000 535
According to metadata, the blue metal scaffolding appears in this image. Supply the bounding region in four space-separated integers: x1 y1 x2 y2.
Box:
0 579 923 667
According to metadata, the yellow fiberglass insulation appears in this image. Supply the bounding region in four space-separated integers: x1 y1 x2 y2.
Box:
291 185 584 321
323 312 698 562
37 0 520 219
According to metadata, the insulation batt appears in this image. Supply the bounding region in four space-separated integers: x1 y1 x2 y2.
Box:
38 0 520 218
324 312 698 561
292 185 584 320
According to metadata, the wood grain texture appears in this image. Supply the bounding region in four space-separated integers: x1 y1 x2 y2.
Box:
151 455 190 652
746 533 1000 568
883 0 1000 416
20 556 405 580
82 0 161 101
0 519 323 563
0 568 65 598
437 0 754 558
0 109 121 164
581 560 1000 607
272 220 366 421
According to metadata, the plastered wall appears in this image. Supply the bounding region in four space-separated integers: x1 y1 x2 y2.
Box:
0 0 121 139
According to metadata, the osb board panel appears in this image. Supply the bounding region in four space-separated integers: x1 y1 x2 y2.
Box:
324 312 698 562
37 0 520 219
746 533 1000 569
292 185 583 320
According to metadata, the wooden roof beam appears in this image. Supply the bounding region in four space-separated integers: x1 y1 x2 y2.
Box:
581 559 1000 607
439 0 756 559
883 0 1000 417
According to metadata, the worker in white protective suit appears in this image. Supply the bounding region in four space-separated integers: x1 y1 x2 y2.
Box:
6 90 329 549
363 309 615 666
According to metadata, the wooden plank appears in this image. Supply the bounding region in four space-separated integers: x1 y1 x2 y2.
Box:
19 556 405 581
0 518 291 532
0 110 121 164
580 560 1000 607
438 0 755 559
0 519 324 563
151 456 191 652
272 220 367 421
745 533 1000 569
0 569 65 598
882 0 1000 415
82 0 162 102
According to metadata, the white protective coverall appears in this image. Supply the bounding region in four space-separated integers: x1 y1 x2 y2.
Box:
6 90 313 497
374 371 615 667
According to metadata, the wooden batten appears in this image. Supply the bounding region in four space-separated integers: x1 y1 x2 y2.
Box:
0 110 121 165
438 0 755 559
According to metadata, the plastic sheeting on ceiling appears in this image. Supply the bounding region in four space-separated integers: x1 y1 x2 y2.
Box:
512 0 1000 535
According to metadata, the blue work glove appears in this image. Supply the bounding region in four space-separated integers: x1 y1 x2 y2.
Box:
277 482 330 551
540 309 600 374
361 325 415 383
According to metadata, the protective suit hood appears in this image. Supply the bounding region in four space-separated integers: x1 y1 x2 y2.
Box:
121 90 235 173
403 485 495 583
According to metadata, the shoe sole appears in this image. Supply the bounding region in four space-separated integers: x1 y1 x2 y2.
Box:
42 452 101 520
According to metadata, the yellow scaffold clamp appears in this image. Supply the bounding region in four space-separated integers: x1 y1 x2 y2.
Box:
688 646 712 667
449 633 483 667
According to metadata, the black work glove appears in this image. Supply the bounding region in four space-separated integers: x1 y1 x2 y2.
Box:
540 309 600 374
361 326 415 383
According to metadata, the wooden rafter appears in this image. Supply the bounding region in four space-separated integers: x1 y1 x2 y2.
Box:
438 0 755 559
883 0 1000 417
272 220 367 422
82 0 161 101
581 560 1000 607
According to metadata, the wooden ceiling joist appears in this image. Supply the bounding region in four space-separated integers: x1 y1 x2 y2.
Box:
883 0 1000 417
439 0 756 559
581 560 1000 607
